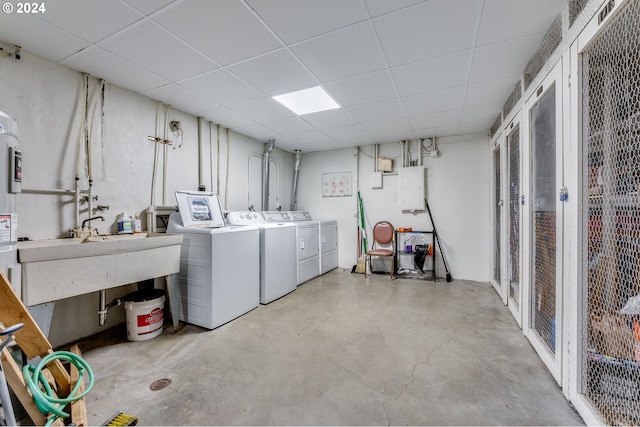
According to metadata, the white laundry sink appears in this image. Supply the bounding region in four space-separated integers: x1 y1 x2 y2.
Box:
18 233 183 306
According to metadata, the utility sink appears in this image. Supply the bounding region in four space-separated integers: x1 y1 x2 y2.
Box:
18 233 183 306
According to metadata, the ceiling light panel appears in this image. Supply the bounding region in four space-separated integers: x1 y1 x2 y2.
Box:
273 86 340 116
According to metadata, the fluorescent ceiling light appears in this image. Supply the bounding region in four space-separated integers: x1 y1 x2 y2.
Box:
273 86 340 115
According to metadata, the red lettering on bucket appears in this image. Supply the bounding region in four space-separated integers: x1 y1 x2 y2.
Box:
136 308 164 328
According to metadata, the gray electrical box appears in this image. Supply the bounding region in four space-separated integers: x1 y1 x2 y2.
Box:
400 166 426 211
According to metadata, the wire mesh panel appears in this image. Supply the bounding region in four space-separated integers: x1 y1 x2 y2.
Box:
524 16 563 90
508 124 521 306
582 1 640 424
531 83 557 354
494 148 501 284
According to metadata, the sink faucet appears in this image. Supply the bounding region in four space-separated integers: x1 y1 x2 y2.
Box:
82 216 104 229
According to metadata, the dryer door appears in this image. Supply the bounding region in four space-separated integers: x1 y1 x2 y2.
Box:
298 225 319 261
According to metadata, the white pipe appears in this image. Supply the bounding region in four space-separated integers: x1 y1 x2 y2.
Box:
269 158 280 210
210 122 215 194
162 107 170 205
354 147 360 262
75 177 80 232
224 129 230 210
290 150 302 211
75 74 88 232
262 138 275 210
151 103 162 206
374 144 378 172
216 125 221 195
198 117 204 190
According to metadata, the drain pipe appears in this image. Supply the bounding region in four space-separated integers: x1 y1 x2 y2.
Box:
290 150 302 210
262 138 275 211
98 290 122 326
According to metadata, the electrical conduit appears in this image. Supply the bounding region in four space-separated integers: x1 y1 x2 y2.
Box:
290 150 301 211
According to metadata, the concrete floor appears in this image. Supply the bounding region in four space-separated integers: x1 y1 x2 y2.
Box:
79 270 584 426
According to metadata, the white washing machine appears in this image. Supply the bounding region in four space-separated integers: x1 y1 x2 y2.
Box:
319 219 338 274
167 191 259 329
226 211 297 304
284 211 320 285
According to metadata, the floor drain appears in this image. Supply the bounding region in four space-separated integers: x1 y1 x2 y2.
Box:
150 378 171 391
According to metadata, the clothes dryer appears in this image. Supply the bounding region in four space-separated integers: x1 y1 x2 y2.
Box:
167 191 259 329
283 211 320 285
226 211 297 304
319 219 338 274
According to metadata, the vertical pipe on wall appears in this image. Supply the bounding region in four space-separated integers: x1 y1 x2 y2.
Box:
216 124 221 196
262 138 275 211
209 122 215 194
354 147 360 263
290 149 302 211
197 117 205 191
224 128 230 210
162 107 170 205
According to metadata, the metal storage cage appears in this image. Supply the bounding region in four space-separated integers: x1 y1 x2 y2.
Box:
581 1 640 423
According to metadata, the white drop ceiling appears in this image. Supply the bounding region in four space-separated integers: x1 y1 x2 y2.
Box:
0 0 567 153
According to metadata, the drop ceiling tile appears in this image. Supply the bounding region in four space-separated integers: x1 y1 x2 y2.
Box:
0 14 89 61
38 0 143 43
262 116 316 134
199 107 254 129
469 34 543 84
227 49 317 96
143 84 220 114
291 22 386 82
274 140 313 152
414 124 459 138
361 117 412 137
365 0 425 17
457 106 498 134
100 21 218 81
477 0 566 46
408 109 460 130
153 0 281 66
322 124 373 143
312 140 344 152
276 130 335 147
179 69 263 106
230 97 295 122
347 99 405 123
461 105 501 123
247 0 369 44
232 123 277 142
122 0 175 15
374 129 415 144
373 0 481 67
301 109 356 128
325 71 396 107
457 119 494 135
62 46 168 93
392 51 470 96
402 87 465 116
464 77 519 110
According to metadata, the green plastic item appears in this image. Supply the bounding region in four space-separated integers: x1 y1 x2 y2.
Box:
358 191 367 254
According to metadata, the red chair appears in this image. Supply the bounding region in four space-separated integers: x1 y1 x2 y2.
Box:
365 221 395 278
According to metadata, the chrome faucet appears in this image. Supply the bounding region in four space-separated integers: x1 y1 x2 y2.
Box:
82 215 104 229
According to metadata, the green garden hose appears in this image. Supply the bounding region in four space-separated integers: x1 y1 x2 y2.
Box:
22 351 95 426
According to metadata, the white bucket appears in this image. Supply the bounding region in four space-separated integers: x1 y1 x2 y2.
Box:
123 289 165 342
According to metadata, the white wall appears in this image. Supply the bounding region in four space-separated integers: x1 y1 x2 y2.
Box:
0 51 292 346
294 147 358 271
1 50 488 346
297 135 491 281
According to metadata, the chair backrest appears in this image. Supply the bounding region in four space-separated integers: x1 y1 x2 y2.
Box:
372 221 394 246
